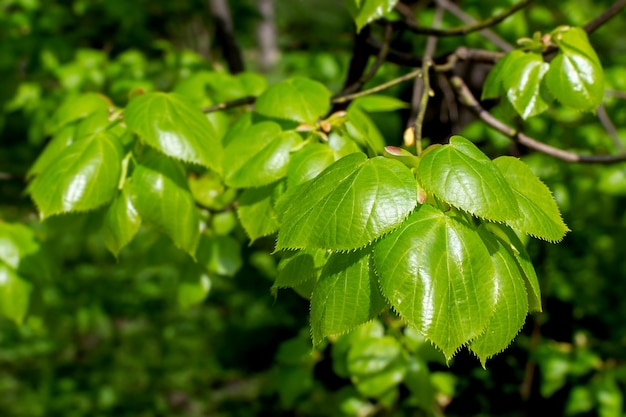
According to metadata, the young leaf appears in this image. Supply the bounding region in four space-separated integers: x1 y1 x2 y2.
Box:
374 204 497 360
0 223 49 279
128 150 200 257
482 52 517 100
125 92 223 171
0 263 32 325
222 122 301 188
345 0 400 33
545 26 604 111
237 182 284 241
502 52 550 119
273 248 328 290
494 156 568 242
418 136 519 222
310 249 386 345
254 77 331 124
345 106 386 155
277 153 417 251
469 227 529 366
53 92 111 130
352 95 409 113
102 186 141 256
29 131 123 218
28 125 76 178
178 270 211 310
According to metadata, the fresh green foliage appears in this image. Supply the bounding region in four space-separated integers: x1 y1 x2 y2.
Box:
344 0 400 32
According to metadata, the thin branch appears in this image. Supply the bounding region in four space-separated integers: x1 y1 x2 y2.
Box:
606 89 626 99
597 104 625 153
208 0 245 73
332 69 423 104
342 23 394 95
450 75 626 163
434 0 515 51
584 0 626 34
202 96 256 113
409 4 444 152
396 0 529 37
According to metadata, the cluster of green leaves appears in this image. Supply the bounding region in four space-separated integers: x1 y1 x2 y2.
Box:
483 26 605 118
21 58 571 364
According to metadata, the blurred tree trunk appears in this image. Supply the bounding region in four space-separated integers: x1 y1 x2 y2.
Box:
256 0 279 71
208 0 244 73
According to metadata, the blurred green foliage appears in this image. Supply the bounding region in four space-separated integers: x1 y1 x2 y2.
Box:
1 0 626 416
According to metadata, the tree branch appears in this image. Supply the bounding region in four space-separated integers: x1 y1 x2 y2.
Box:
584 0 626 34
449 75 626 163
208 0 245 73
332 69 423 104
596 104 625 153
202 96 256 113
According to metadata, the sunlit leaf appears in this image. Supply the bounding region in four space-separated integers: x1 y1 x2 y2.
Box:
277 153 417 251
545 26 604 111
196 234 242 277
178 266 211 310
502 51 550 119
310 249 385 345
0 263 32 325
0 223 49 280
254 77 331 124
125 92 222 171
223 122 301 188
418 136 519 222
102 186 141 256
128 150 200 257
29 131 123 218
352 95 409 112
374 204 497 360
494 156 568 242
469 227 529 366
287 143 336 188
53 92 111 130
345 0 400 33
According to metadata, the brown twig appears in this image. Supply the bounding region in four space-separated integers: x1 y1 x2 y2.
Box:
597 104 625 153
584 0 626 34
332 69 423 104
202 96 256 113
450 75 626 163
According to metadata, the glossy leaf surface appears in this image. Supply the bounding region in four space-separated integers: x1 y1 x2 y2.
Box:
254 77 331 124
102 186 141 256
286 143 336 188
502 51 550 119
374 205 497 360
29 131 123 218
418 136 519 222
274 248 328 290
0 223 49 279
495 156 568 242
128 151 200 257
223 122 300 188
345 0 399 33
277 153 417 251
125 92 222 171
469 227 529 366
310 249 385 345
545 27 604 111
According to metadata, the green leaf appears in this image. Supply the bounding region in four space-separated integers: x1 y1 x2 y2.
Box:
102 186 141 256
345 106 386 155
345 0 400 33
222 122 301 188
501 51 550 119
53 92 111 130
374 204 497 360
0 263 32 325
494 156 568 242
254 77 331 124
545 26 604 111
188 172 237 211
352 95 409 112
485 223 542 312
277 153 417 251
347 336 407 398
287 143 336 188
0 223 49 279
177 267 211 310
482 52 516 100
196 235 242 277
125 92 222 171
29 131 123 218
418 136 519 222
469 227 529 366
28 125 76 178
273 248 328 290
237 182 284 241
310 249 386 345
128 150 200 257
